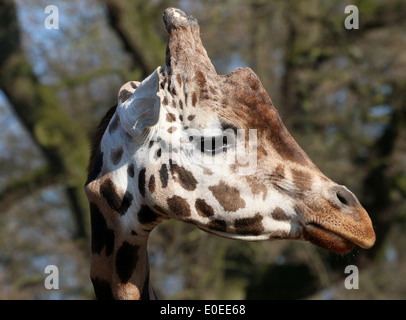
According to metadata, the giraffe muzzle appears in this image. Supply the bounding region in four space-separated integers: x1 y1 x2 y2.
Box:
302 185 376 253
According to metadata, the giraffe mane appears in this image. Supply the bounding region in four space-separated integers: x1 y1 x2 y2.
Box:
87 104 117 179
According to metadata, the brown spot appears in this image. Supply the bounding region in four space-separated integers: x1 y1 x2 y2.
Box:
200 89 210 100
90 202 115 256
108 113 120 135
209 181 246 212
130 81 139 89
167 195 191 217
196 71 206 88
157 149 162 158
195 198 214 217
163 96 169 106
171 86 177 96
246 176 268 200
138 168 146 197
167 77 172 90
127 164 135 178
166 113 176 122
271 207 290 221
187 115 195 121
201 166 213 175
148 175 155 193
159 164 168 188
100 179 121 212
291 168 312 191
120 192 133 216
258 146 268 156
179 115 183 121
179 99 183 109
161 77 167 90
167 126 177 133
111 147 123 165
192 92 197 106
115 242 139 283
169 160 197 191
207 219 227 232
275 164 285 177
267 164 285 186
176 74 182 86
234 213 264 235
100 179 133 216
119 89 132 103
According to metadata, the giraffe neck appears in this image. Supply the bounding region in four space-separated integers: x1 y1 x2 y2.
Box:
88 191 159 300
90 229 156 299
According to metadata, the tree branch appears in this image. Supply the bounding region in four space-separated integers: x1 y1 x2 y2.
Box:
0 166 56 211
102 0 166 78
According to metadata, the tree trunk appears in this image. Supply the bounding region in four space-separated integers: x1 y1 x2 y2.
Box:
0 0 90 240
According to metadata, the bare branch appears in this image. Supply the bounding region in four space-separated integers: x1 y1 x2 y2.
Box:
0 166 56 212
102 0 166 78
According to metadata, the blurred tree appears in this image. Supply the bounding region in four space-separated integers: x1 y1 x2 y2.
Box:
102 0 169 78
0 0 90 239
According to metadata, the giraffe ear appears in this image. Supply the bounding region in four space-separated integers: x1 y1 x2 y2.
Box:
117 67 161 137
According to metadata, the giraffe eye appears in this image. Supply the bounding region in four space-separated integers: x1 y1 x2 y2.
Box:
200 135 231 155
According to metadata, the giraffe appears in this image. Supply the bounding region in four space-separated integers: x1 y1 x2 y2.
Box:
84 8 375 300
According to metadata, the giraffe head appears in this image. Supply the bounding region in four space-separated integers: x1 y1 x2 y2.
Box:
88 7 375 263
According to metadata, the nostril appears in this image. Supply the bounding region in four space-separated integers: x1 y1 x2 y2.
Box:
337 192 350 206
333 186 360 208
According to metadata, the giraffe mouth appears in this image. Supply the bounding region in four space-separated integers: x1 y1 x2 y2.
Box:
195 224 273 242
303 223 356 254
